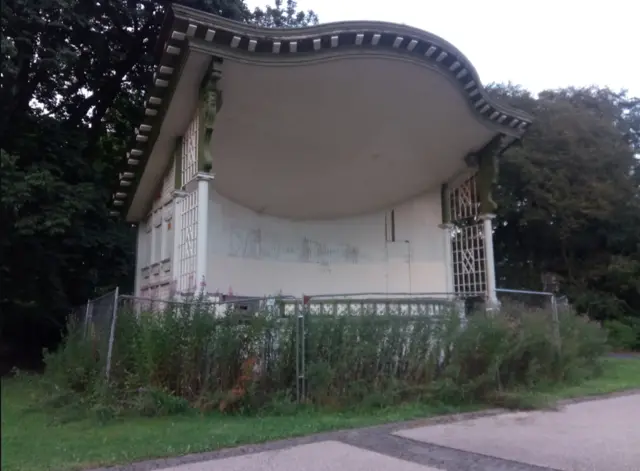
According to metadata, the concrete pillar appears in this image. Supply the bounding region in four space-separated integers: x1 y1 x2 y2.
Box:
480 213 498 306
195 173 214 294
438 223 455 297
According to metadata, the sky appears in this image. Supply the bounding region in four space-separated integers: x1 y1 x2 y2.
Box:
247 0 639 97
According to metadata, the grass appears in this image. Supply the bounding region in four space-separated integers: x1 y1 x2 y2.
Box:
540 356 640 399
2 357 639 471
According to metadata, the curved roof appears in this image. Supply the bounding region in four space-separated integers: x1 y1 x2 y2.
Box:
110 5 533 218
171 6 532 131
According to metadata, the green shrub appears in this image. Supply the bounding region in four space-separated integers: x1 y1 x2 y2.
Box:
43 320 102 394
604 319 640 351
42 298 609 419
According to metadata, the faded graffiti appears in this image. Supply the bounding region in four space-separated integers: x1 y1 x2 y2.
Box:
228 226 360 265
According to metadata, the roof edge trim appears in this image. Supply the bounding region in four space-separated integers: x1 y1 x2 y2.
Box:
109 4 534 219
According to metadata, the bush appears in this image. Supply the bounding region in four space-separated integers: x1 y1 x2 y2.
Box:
43 319 102 394
604 319 640 351
42 298 609 419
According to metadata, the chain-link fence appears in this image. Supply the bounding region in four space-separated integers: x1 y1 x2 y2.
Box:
70 288 119 379
496 288 561 350
68 288 561 401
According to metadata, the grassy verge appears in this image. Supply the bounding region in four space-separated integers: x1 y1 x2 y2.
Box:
2 357 639 471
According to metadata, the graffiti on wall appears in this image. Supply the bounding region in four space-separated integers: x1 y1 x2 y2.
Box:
228 226 362 266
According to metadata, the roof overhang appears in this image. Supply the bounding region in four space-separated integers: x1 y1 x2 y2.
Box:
113 4 533 222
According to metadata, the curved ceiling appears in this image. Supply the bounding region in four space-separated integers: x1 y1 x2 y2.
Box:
210 56 495 219
112 5 534 221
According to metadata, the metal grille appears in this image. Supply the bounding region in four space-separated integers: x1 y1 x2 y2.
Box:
178 190 198 293
181 114 199 187
448 174 486 296
451 224 486 295
449 175 479 221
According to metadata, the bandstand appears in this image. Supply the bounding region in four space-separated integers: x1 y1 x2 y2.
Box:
110 4 533 303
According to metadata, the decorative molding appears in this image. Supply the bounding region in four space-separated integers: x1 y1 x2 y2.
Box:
109 19 191 218
172 4 533 131
109 3 534 219
195 172 215 182
172 189 189 199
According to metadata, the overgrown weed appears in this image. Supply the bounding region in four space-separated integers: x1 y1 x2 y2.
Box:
42 298 608 421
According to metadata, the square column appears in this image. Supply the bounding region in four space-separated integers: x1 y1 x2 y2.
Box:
438 223 455 296
195 172 214 293
480 213 498 305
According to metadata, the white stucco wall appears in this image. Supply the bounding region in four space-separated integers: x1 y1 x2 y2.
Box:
206 189 448 297
135 158 177 298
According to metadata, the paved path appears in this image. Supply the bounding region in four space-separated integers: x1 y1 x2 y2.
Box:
95 391 640 471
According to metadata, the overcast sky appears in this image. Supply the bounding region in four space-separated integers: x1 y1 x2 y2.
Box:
247 0 639 97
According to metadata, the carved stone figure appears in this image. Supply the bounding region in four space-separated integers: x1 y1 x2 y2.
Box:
198 59 223 172
475 134 503 214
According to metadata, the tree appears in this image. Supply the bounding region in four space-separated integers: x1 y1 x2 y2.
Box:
490 84 640 331
252 0 318 27
0 0 318 372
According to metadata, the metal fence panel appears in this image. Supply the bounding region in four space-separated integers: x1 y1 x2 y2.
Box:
496 288 561 351
69 289 119 379
67 288 562 402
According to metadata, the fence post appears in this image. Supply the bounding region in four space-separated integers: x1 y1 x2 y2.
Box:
550 294 562 353
105 287 120 381
301 302 307 401
295 296 309 403
83 299 93 339
295 301 301 402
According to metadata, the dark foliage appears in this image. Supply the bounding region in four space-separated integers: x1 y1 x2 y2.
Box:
490 85 640 348
0 0 318 372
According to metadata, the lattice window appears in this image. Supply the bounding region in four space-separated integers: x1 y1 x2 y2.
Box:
448 174 486 297
449 175 479 222
451 224 486 295
178 190 198 293
181 114 199 187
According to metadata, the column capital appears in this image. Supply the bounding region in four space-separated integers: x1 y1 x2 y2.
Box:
181 172 215 193
172 189 188 199
438 222 455 230
479 213 497 221
195 172 215 182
